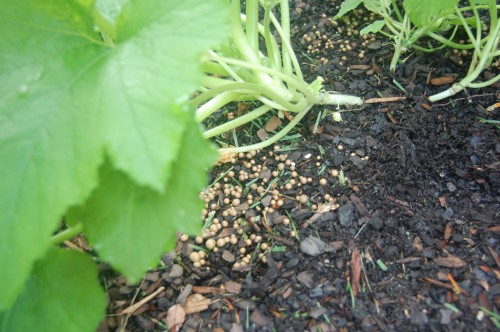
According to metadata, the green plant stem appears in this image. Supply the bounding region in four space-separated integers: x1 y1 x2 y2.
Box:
263 8 279 71
50 223 84 245
203 105 272 138
426 31 475 50
194 79 307 113
390 14 409 71
195 91 244 122
219 105 312 154
229 0 274 86
245 0 259 56
429 18 500 101
203 55 313 101
269 11 303 80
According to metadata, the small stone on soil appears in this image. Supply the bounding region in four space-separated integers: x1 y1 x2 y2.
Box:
250 309 271 327
300 235 326 256
338 203 354 227
297 271 315 288
309 306 327 319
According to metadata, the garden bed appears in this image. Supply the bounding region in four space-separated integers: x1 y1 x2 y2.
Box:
99 1 499 331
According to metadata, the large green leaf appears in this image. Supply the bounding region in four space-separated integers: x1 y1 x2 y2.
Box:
0 248 106 332
403 0 459 27
0 0 228 310
0 0 104 310
69 114 217 282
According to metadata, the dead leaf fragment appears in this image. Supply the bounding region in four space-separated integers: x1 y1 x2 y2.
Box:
183 294 211 315
351 248 361 297
434 255 466 268
265 116 282 132
166 304 185 332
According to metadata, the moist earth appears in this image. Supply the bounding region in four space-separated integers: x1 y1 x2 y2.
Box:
99 1 500 331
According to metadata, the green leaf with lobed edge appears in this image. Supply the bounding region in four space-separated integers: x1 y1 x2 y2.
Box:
0 248 106 332
68 114 217 282
0 0 228 310
0 0 104 310
403 0 459 28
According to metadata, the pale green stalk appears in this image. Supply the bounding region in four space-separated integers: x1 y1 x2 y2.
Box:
50 223 83 245
429 4 500 102
196 0 363 152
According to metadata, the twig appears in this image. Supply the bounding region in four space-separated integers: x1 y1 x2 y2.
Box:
447 273 464 295
262 233 295 246
421 277 454 290
364 96 407 104
120 286 165 315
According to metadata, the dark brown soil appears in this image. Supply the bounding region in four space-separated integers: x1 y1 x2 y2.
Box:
99 1 500 331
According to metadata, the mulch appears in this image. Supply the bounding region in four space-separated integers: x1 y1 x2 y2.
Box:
98 0 500 331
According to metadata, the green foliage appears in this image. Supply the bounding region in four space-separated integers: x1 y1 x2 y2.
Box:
334 0 363 20
194 0 363 154
0 0 228 329
0 248 106 332
68 116 215 282
403 0 459 28
334 0 500 101
360 20 385 35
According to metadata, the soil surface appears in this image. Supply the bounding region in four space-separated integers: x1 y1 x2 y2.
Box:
99 1 499 331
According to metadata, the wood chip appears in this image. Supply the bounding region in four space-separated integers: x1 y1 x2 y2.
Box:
434 255 466 268
351 248 361 296
412 236 423 251
257 128 268 141
265 116 282 132
393 257 422 264
350 64 371 70
166 304 185 332
192 286 223 294
487 246 500 269
222 250 236 263
183 294 211 315
444 222 453 241
176 284 193 305
430 76 455 85
350 194 368 216
386 112 397 125
325 240 344 252
224 280 242 294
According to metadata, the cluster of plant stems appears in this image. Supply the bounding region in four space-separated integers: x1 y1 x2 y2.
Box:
190 0 363 154
338 0 499 102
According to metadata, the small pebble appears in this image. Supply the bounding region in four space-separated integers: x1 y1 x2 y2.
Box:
300 236 326 257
